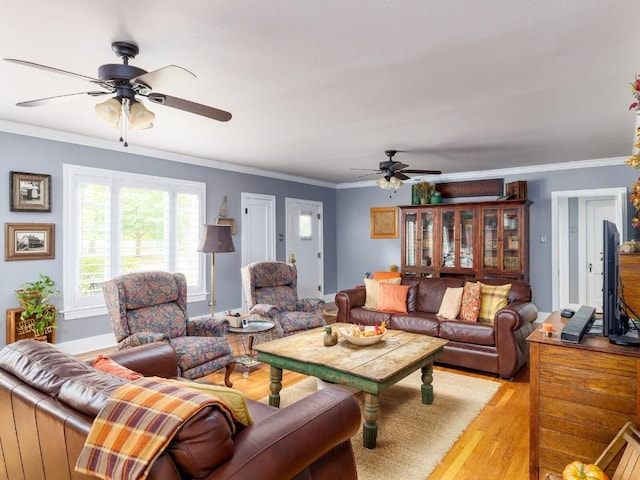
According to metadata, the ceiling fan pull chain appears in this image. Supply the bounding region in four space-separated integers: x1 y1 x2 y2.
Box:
120 98 129 147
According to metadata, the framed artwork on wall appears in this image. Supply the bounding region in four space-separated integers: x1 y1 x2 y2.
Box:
370 207 398 239
5 223 55 261
10 171 51 212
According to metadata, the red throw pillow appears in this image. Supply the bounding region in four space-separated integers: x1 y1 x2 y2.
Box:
459 282 481 322
93 355 143 380
377 282 410 314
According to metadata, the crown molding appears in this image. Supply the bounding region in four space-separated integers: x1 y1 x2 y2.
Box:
0 120 627 191
0 120 335 189
335 156 628 189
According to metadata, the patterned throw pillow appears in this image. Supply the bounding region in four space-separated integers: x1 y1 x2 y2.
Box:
363 277 402 310
437 287 464 319
478 283 512 323
459 282 482 322
93 355 143 380
377 282 410 313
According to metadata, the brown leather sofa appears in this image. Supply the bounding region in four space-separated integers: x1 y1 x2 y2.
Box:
0 340 361 480
335 277 538 379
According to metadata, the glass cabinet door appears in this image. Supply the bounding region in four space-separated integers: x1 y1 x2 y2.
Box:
460 209 474 269
483 208 499 270
420 210 435 268
502 208 520 271
442 209 456 268
403 211 418 267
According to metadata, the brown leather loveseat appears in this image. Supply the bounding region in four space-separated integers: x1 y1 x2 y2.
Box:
335 277 538 378
0 340 361 480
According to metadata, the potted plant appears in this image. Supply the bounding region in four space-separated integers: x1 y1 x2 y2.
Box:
15 274 60 338
414 181 434 204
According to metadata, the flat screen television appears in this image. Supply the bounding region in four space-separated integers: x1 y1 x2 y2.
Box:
602 220 640 346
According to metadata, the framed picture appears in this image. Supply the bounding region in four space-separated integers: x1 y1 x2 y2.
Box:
215 217 237 235
370 207 398 239
5 223 55 261
10 171 51 212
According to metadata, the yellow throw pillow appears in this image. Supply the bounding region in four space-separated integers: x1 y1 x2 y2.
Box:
377 282 410 313
171 379 254 426
478 283 512 323
437 287 464 319
363 277 402 310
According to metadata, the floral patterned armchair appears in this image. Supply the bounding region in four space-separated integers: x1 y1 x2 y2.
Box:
241 261 326 337
102 271 235 386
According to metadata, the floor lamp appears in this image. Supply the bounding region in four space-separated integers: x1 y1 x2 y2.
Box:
197 225 235 317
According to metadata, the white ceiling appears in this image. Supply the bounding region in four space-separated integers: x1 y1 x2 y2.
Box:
2 1 639 185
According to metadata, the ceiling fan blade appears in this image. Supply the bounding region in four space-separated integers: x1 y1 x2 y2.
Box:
401 169 442 175
394 172 411 181
132 65 196 90
4 58 108 86
16 91 110 107
389 162 409 171
146 93 232 122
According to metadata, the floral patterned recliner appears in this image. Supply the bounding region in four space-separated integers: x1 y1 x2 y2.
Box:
241 261 326 337
102 271 235 386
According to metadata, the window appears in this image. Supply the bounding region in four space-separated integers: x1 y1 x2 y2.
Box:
63 165 206 319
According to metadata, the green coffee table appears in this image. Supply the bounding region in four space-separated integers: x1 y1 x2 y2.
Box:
254 323 448 449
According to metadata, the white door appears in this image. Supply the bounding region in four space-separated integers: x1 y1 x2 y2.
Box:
241 193 276 307
551 188 627 311
286 198 323 299
580 197 616 308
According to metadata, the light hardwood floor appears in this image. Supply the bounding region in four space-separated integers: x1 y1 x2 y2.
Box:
203 359 530 479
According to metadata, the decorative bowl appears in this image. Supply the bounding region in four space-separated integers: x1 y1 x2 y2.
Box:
339 327 387 346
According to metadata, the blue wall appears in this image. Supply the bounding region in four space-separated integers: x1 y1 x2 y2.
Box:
336 162 637 312
2 127 637 350
0 131 337 347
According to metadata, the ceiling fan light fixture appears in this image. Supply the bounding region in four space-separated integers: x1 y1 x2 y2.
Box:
376 177 391 189
389 176 403 188
129 100 155 129
95 97 122 127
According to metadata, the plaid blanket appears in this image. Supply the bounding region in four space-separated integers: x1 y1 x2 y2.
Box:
75 377 237 480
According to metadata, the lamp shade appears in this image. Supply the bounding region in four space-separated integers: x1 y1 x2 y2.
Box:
198 225 235 253
95 97 122 127
129 101 155 129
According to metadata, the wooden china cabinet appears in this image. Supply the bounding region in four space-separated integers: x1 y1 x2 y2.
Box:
400 199 531 280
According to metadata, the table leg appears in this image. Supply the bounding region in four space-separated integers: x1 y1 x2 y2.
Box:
363 392 379 449
269 365 283 408
421 362 434 404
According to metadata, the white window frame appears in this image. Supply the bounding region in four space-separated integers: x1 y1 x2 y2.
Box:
63 164 207 320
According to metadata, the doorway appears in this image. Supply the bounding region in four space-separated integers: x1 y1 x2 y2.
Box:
241 192 276 308
551 188 627 311
286 198 324 299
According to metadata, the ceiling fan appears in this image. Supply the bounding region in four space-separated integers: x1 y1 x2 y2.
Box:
354 150 442 189
4 41 232 146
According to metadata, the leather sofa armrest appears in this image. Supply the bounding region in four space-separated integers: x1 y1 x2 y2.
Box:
335 288 366 323
109 342 179 378
494 301 539 332
213 387 361 480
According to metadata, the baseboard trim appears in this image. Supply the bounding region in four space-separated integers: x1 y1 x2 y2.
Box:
57 333 117 355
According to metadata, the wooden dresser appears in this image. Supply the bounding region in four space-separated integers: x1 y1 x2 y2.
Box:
620 253 640 318
528 312 640 479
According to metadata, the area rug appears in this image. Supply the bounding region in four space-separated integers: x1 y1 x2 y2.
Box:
260 369 501 480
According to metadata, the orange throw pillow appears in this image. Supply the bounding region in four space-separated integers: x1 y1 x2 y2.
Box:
459 282 482 322
372 271 402 280
377 282 409 313
93 355 143 380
